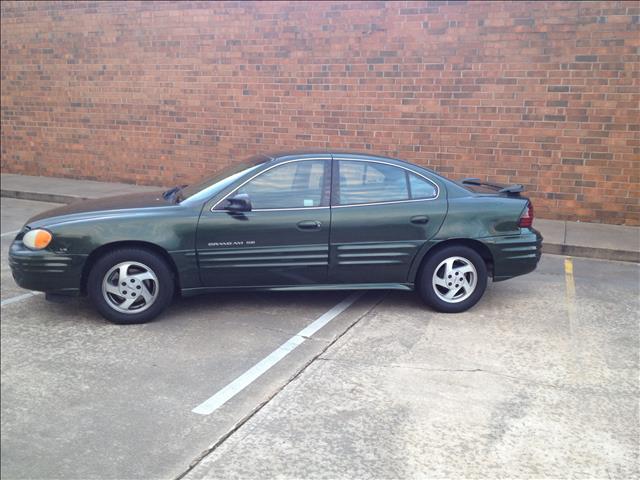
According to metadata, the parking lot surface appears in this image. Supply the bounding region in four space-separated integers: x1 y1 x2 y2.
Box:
186 254 639 479
1 197 638 479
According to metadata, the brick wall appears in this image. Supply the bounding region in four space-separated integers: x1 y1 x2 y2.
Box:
1 1 638 225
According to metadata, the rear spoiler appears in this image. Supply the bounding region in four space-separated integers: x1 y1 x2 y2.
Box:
461 178 524 196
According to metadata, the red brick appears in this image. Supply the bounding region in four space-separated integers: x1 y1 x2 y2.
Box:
0 0 638 225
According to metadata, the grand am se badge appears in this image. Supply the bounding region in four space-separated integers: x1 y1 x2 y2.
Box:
208 240 256 247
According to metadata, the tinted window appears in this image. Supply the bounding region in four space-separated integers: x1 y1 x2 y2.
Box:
409 172 437 199
237 160 326 209
338 161 409 205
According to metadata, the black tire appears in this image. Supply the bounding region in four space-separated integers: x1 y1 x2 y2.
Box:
417 245 488 313
87 248 174 324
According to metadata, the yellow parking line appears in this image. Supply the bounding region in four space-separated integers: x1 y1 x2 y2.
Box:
564 257 575 300
564 257 578 339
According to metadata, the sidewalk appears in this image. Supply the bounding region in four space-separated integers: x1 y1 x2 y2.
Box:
536 218 639 263
1 173 638 263
0 173 162 203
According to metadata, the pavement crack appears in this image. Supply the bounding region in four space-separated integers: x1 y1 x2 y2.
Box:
174 292 387 480
316 357 639 396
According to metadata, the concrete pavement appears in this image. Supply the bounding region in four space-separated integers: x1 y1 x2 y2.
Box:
1 197 384 480
537 218 639 263
2 173 638 262
184 255 639 479
1 197 638 479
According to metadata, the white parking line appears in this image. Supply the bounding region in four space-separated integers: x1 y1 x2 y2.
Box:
192 292 363 415
0 230 19 238
1 291 41 307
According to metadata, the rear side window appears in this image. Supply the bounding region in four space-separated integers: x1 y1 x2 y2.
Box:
409 172 438 199
237 160 327 209
337 161 408 205
336 161 437 205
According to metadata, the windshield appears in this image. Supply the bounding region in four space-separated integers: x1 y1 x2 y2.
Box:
178 155 269 203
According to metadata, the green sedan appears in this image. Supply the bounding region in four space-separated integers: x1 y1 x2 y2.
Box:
9 151 542 324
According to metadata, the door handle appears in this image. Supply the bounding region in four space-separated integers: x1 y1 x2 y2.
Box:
410 215 430 225
297 220 322 230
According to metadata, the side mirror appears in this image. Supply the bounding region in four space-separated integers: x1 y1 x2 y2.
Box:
225 193 252 212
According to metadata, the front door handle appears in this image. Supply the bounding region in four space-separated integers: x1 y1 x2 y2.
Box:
297 220 322 230
410 215 430 225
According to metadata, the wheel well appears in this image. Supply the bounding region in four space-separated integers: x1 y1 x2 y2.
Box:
414 238 494 282
80 241 181 295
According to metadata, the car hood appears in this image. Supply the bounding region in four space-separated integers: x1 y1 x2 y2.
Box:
26 191 168 226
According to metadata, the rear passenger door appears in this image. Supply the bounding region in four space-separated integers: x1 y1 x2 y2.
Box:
328 156 447 285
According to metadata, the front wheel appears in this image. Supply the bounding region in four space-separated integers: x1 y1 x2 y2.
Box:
87 248 174 324
418 246 488 313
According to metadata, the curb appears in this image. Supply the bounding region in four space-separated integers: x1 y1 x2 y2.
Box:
1 189 86 205
2 189 638 264
542 243 639 264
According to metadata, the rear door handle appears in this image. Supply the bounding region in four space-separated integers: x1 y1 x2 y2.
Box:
297 220 322 230
410 215 430 225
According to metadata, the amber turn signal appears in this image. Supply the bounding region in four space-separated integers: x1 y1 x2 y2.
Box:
23 229 53 250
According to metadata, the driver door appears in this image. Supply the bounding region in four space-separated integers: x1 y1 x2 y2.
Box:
196 157 331 288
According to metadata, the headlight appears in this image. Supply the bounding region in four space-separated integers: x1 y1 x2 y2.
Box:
23 229 53 250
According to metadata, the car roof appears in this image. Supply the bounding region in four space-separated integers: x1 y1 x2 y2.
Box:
266 150 418 167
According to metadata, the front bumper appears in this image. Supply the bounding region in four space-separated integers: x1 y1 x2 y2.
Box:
9 240 87 295
484 228 543 281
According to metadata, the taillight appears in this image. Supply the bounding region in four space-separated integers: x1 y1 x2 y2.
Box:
519 202 534 228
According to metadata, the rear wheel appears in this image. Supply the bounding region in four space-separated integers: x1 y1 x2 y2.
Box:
418 245 488 313
87 248 174 324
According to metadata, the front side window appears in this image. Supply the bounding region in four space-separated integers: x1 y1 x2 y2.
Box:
235 160 327 209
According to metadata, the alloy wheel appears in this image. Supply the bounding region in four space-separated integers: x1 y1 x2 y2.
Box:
431 256 477 304
101 261 159 314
